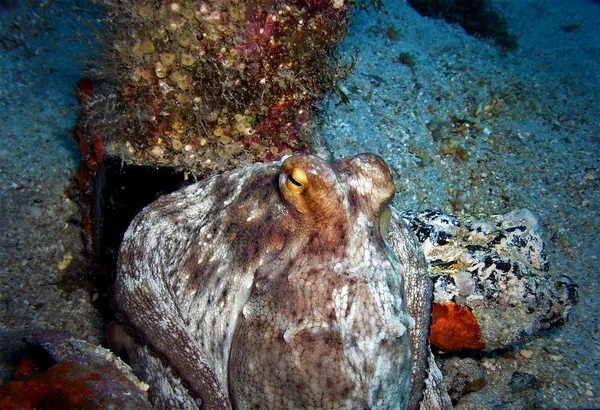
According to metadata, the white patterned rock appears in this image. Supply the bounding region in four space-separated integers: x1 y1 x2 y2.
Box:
400 209 578 351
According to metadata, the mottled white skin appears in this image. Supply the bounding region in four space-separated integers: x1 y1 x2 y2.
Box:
418 352 453 410
114 154 426 409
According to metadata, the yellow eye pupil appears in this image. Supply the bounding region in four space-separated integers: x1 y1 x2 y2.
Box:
280 166 309 213
284 167 308 195
288 174 303 187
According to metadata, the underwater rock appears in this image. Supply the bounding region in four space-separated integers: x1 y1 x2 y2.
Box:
84 0 353 179
406 0 518 49
113 153 452 409
508 371 538 393
0 329 152 409
437 356 486 403
401 209 578 352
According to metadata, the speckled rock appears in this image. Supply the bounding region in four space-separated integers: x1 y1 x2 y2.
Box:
401 209 579 352
438 356 486 403
113 153 451 409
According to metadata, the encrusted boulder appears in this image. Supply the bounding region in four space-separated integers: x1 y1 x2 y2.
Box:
401 208 578 351
0 329 152 409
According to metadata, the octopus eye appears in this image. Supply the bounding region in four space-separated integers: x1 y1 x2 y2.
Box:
286 167 308 193
288 174 302 187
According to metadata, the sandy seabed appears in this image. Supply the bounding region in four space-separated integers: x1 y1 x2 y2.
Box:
0 0 598 408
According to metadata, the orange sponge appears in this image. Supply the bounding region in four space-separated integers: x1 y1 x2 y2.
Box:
430 302 485 351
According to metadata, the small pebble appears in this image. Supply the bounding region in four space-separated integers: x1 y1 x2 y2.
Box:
87 335 100 345
58 252 73 270
481 358 497 370
520 349 533 359
28 205 43 219
138 381 150 392
549 354 563 362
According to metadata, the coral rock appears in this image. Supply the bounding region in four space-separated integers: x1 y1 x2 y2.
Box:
0 329 152 409
401 208 578 351
85 0 354 178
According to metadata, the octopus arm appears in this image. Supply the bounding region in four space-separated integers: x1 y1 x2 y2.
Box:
385 207 452 410
114 208 232 410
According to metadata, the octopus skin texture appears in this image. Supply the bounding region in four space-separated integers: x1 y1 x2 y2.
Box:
113 153 451 409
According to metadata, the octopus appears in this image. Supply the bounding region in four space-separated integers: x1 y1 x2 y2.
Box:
112 153 452 409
